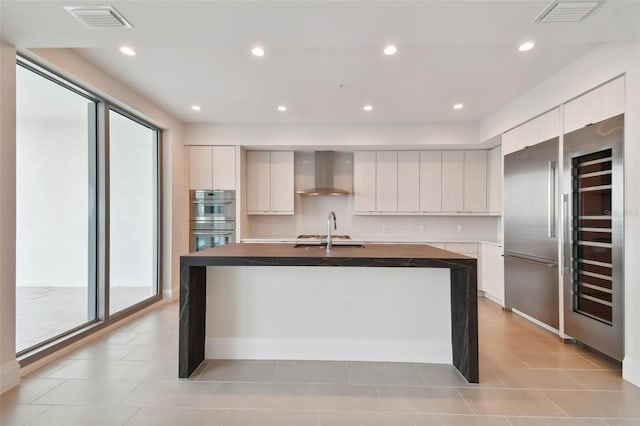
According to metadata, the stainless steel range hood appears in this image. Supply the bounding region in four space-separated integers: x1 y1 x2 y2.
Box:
296 151 353 196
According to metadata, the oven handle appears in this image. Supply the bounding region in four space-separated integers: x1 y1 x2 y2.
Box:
192 231 234 236
192 201 234 205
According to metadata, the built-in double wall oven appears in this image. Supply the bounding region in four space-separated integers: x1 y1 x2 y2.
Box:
189 190 235 252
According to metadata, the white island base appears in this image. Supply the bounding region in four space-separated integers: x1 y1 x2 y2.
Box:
205 266 452 364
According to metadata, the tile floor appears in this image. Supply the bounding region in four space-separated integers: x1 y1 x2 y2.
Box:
2 297 639 425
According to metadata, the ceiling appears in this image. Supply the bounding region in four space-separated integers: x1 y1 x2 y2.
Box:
2 1 639 125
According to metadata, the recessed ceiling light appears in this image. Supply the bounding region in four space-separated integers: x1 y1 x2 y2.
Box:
453 103 464 110
119 46 136 56
191 105 201 111
251 46 265 57
518 41 535 52
363 105 373 112
383 45 397 56
277 105 287 112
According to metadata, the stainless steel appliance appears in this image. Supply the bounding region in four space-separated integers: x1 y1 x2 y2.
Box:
189 190 235 251
504 137 560 329
562 114 624 361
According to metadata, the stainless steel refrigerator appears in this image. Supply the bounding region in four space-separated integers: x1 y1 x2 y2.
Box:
504 137 560 329
562 114 624 361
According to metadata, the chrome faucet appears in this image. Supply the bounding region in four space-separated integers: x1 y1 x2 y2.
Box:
327 211 337 250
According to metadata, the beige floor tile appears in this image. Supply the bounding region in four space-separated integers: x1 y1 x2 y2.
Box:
273 360 348 384
23 358 75 378
0 403 50 426
124 407 228 425
46 359 144 380
0 378 64 404
542 390 640 418
347 362 425 386
118 380 219 408
293 383 381 411
33 379 141 406
25 405 138 426
505 417 606 425
123 359 180 381
208 382 295 409
603 419 640 425
223 409 318 426
498 368 587 390
319 410 414 425
67 342 140 360
122 343 178 361
564 370 639 391
513 352 605 369
480 350 530 369
413 413 511 425
457 388 566 416
197 360 278 382
376 385 471 414
418 364 470 387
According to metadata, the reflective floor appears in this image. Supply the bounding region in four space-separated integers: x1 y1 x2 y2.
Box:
2 297 639 425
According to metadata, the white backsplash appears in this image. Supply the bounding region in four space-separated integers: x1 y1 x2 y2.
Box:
246 195 500 242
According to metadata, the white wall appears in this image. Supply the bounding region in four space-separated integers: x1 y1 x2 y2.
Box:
480 42 640 387
0 43 21 393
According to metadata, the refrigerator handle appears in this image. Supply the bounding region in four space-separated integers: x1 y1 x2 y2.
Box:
561 193 570 275
547 160 556 238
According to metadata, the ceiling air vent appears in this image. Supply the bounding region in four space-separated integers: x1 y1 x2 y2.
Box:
535 1 599 23
64 5 133 29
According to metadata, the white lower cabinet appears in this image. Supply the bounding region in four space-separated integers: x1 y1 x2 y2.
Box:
479 243 504 305
246 151 294 214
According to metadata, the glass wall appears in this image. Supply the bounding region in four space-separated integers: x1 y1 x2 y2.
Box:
15 63 97 352
108 110 159 314
15 59 160 356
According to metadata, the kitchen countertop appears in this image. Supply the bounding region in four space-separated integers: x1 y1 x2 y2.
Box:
179 243 479 383
240 238 503 246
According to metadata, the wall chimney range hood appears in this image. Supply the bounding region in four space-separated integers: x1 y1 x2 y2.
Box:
296 151 352 196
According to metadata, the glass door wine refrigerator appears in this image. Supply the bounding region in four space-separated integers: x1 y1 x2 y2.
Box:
563 114 624 361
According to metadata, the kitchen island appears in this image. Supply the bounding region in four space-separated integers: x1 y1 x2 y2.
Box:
179 243 478 382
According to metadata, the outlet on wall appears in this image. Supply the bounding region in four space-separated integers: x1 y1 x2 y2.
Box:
419 224 426 232
457 224 464 232
382 224 388 233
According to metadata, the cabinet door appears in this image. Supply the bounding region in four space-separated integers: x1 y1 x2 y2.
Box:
376 151 398 212
269 151 294 213
246 151 271 213
188 146 213 189
464 150 487 212
488 146 502 213
419 151 442 212
480 243 504 304
353 151 376 212
564 77 624 134
397 151 419 213
211 146 236 190
441 151 464 212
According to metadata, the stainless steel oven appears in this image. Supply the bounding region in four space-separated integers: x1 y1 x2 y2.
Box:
190 190 235 252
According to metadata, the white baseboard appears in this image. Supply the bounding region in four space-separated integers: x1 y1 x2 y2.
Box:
163 286 178 302
0 360 21 394
480 291 504 307
205 338 452 364
623 355 640 388
510 308 560 336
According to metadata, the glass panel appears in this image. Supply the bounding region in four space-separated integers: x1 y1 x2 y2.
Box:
108 110 158 314
571 148 613 324
15 64 96 352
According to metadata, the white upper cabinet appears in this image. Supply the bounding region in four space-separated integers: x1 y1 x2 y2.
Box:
502 108 560 156
376 151 398 212
488 145 502 214
563 76 624 134
419 151 442 212
353 151 377 213
463 150 487 213
269 151 295 213
246 151 294 214
441 151 464 213
188 145 236 190
397 151 420 213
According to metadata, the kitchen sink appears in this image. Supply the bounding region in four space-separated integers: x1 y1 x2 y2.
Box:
293 242 365 249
